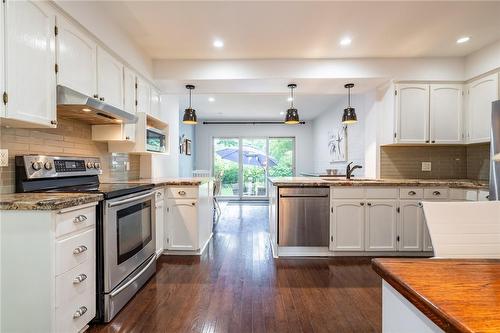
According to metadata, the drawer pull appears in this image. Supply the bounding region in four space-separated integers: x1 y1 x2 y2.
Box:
408 191 416 196
433 191 441 196
157 192 162 197
360 202 365 206
73 306 88 319
192 202 196 206
178 190 186 196
73 245 88 255
418 202 423 208
367 202 372 206
73 215 88 224
73 274 88 284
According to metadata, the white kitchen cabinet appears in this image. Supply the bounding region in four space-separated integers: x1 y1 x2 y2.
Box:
155 188 165 256
330 200 365 251
423 221 433 251
123 67 137 142
398 201 424 251
2 0 56 128
55 14 97 98
97 46 123 109
365 200 398 251
136 76 150 114
466 73 499 143
430 84 463 144
166 198 199 251
0 1 4 118
395 84 430 143
150 87 161 120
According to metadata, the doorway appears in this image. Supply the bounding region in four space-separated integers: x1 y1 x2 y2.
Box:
213 137 295 199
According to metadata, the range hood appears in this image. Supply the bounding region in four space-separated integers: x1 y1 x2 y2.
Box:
56 85 138 125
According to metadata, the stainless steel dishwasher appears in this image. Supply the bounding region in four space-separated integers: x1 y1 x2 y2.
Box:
278 187 330 246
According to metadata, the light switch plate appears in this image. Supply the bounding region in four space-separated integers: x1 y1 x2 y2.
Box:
421 162 432 172
0 149 8 167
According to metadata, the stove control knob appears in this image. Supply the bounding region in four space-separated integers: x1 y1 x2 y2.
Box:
44 161 53 170
87 162 94 169
94 162 101 169
31 161 43 171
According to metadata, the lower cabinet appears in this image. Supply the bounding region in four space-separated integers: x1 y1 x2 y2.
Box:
423 223 434 251
330 200 365 251
365 200 398 251
154 189 164 256
398 201 424 251
166 198 198 251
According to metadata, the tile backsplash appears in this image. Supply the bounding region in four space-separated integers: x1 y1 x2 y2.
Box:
380 144 490 180
0 118 139 193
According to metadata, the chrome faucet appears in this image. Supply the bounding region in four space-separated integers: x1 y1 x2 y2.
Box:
346 162 363 179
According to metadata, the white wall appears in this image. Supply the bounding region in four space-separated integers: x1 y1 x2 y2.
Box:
54 1 153 80
465 39 500 80
194 123 314 175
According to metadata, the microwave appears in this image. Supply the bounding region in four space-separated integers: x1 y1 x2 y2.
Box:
146 128 166 153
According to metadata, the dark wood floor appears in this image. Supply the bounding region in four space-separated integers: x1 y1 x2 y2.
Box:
89 202 382 333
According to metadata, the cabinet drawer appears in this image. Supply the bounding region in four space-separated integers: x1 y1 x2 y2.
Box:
400 188 424 199
55 291 95 333
450 189 478 201
56 228 95 276
55 258 94 308
56 205 96 238
166 186 198 199
423 188 449 199
155 188 165 201
365 187 398 199
331 187 364 199
478 190 490 201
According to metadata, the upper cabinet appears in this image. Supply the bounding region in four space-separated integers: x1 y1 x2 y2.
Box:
466 73 499 143
2 1 56 128
430 84 463 144
96 47 124 109
1 1 4 118
55 15 96 97
150 87 161 120
395 84 429 143
136 76 151 114
395 83 463 144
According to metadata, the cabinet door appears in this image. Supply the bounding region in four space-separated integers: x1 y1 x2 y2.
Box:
97 47 123 109
423 219 433 251
155 200 164 255
365 200 397 251
398 201 423 251
150 87 161 119
467 73 499 143
5 1 56 127
55 15 97 97
330 200 364 251
136 76 150 114
430 84 463 144
1 2 4 118
396 84 429 143
166 199 198 251
122 67 136 142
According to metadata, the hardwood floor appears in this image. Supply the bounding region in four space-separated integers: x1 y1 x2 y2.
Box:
89 202 382 333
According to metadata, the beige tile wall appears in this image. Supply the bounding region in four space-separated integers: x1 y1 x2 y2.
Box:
0 119 139 193
380 144 490 180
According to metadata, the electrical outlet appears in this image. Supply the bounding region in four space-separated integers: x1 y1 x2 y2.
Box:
421 162 432 172
0 149 8 167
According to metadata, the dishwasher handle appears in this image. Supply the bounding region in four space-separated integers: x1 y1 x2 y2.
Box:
279 194 329 198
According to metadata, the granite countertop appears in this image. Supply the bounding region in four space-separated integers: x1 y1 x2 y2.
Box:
100 177 212 187
268 177 488 189
0 193 103 211
372 258 500 333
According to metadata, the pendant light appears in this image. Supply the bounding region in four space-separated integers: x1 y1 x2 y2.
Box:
285 84 300 125
342 83 357 124
183 85 197 125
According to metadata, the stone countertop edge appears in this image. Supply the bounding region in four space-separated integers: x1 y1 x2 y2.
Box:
267 177 488 190
100 177 213 187
0 193 104 211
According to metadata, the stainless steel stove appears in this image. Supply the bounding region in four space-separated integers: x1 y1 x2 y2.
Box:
15 155 157 322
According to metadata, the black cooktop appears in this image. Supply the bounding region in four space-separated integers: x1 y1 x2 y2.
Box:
45 182 154 199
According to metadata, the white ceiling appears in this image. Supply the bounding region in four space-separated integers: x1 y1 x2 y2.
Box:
96 1 500 59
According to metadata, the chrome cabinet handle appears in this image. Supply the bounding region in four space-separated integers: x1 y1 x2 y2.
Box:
433 191 441 196
367 202 372 206
486 195 490 200
125 136 130 140
50 120 58 125
73 215 87 224
408 191 416 196
73 245 88 255
93 94 98 99
99 97 105 101
73 274 87 284
360 202 365 206
178 190 186 196
73 306 88 319
192 202 196 206
418 202 423 208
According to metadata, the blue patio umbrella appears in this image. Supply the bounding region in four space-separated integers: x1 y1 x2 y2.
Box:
216 145 277 168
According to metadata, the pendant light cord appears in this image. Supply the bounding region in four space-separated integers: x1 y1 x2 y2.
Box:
347 86 351 107
189 88 192 108
290 86 294 108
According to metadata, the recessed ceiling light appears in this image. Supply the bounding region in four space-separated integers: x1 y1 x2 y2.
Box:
280 111 285 115
213 39 224 48
287 97 293 102
208 97 215 102
340 37 352 46
456 36 470 44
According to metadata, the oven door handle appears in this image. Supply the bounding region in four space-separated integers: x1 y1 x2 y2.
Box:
109 255 156 297
108 192 154 207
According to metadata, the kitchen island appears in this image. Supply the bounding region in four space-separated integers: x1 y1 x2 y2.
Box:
372 258 500 333
268 177 488 257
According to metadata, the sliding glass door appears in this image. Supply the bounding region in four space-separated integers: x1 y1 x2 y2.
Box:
213 137 295 199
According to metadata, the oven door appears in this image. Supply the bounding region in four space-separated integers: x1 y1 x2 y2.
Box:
103 190 155 292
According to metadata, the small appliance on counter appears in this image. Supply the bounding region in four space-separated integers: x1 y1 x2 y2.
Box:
15 155 156 322
146 127 167 153
491 100 500 200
